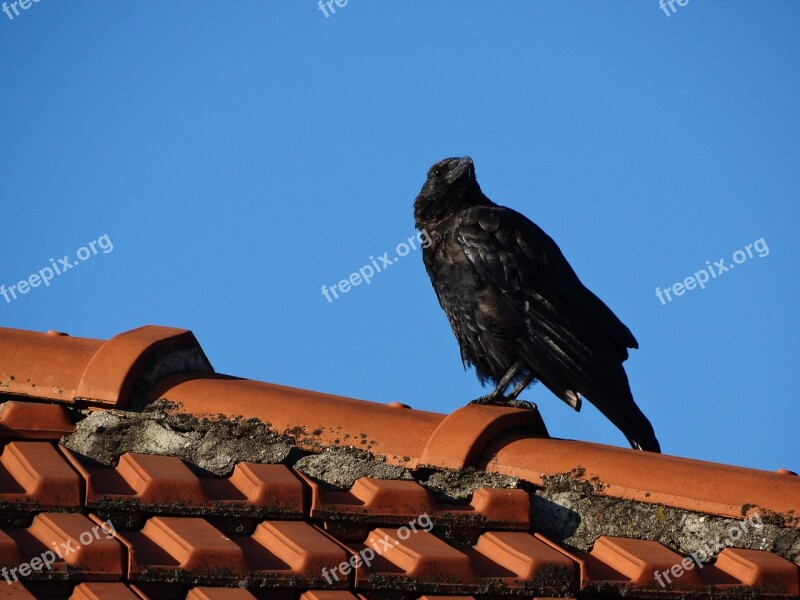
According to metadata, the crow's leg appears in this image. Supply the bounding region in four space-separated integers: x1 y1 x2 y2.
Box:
469 361 524 405
503 373 538 410
508 373 534 400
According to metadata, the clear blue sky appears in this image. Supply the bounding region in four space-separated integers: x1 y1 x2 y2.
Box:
2 2 797 472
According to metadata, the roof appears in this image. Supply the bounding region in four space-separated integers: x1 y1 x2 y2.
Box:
0 324 797 600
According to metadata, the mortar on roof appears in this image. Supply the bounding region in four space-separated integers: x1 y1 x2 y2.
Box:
532 472 800 563
63 407 297 475
294 446 413 489
416 467 520 502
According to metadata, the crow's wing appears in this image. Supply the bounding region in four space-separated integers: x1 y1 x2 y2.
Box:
454 205 660 451
455 205 637 362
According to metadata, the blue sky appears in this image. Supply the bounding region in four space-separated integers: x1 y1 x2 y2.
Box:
1 2 797 472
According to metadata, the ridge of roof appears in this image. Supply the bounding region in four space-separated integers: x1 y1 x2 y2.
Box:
1 325 795 523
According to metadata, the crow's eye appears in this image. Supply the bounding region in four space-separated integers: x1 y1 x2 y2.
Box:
432 167 443 179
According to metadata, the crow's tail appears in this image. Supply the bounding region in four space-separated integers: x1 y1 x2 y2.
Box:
588 379 661 453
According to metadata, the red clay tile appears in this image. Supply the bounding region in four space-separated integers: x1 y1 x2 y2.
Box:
225 462 304 512
251 521 350 579
119 517 348 586
62 449 305 517
468 487 530 526
159 377 548 473
349 527 574 595
578 535 703 589
0 442 81 509
481 435 800 524
357 527 470 582
74 326 211 407
156 376 443 467
1 513 123 581
0 328 101 403
418 404 547 469
570 535 800 596
124 516 247 575
0 326 211 407
114 453 203 503
300 474 529 531
0 529 25 568
0 401 74 440
0 582 37 599
300 592 360 600
127 583 186 600
713 548 799 594
69 582 142 600
186 589 259 599
472 531 576 583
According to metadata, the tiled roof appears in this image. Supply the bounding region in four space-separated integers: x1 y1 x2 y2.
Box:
0 325 797 600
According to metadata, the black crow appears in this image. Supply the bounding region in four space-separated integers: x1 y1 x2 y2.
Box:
414 156 660 452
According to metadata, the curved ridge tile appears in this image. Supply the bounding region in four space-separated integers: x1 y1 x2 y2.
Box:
75 325 212 408
0 328 101 402
0 326 212 408
483 435 800 524
419 404 547 470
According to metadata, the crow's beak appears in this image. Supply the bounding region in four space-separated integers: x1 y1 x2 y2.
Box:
446 156 474 183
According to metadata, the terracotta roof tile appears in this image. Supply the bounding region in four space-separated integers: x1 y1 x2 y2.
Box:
118 517 348 587
0 326 211 407
300 474 530 530
299 592 360 600
713 548 799 594
483 435 800 522
68 582 142 600
0 324 797 599
573 536 800 595
0 582 38 599
1 513 124 581
343 527 575 595
0 401 74 440
0 442 82 518
186 589 259 599
62 450 305 519
577 535 705 588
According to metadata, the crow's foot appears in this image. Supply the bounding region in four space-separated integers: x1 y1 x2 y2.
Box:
468 395 537 410
505 399 538 410
468 392 510 405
